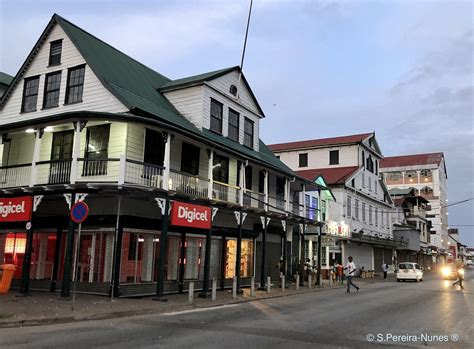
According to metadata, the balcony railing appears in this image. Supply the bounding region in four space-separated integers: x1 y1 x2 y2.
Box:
169 170 208 198
36 159 72 185
0 163 31 188
124 159 163 188
243 190 265 209
0 156 314 214
212 181 239 204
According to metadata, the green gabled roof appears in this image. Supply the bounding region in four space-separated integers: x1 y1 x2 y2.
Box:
160 66 239 91
388 188 414 196
0 72 13 86
1 14 289 177
201 128 293 176
55 15 204 133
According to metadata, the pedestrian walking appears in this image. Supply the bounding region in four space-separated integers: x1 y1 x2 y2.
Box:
337 262 344 284
344 256 360 293
382 262 388 280
452 261 465 290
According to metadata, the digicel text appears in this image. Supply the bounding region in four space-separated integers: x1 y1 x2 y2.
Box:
178 206 209 223
0 201 26 218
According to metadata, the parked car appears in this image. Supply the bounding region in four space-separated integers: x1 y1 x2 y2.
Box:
466 260 473 268
396 262 423 282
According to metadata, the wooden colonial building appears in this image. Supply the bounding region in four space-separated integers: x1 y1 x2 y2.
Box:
0 14 329 297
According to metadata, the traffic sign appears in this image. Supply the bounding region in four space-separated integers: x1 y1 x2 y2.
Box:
70 201 89 224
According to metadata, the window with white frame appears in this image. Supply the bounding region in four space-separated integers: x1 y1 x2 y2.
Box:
369 205 373 224
355 199 359 220
368 177 372 191
210 99 223 134
243 117 254 148
375 207 378 226
362 202 366 222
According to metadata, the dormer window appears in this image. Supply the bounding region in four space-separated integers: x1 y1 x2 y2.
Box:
210 99 223 134
49 40 62 66
244 117 254 148
228 108 239 142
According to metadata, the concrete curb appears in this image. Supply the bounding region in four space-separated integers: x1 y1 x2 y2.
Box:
0 284 350 328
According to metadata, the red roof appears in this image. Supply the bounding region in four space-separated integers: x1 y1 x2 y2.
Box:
380 153 444 168
296 166 359 185
268 133 372 152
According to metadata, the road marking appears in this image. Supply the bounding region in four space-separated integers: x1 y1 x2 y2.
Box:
162 304 240 316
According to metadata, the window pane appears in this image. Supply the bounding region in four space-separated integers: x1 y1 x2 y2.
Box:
243 118 253 148
43 71 61 109
49 40 62 65
210 99 223 134
22 76 40 112
228 109 239 141
66 66 85 104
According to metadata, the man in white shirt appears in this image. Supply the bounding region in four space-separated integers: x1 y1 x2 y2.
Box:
345 256 360 293
382 263 388 280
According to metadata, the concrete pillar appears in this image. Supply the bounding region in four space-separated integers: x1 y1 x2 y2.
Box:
211 278 217 301
89 233 97 283
188 282 194 303
250 276 256 297
296 274 300 291
267 276 271 294
232 276 237 299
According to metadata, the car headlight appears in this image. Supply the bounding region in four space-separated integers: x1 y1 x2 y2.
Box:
441 267 451 276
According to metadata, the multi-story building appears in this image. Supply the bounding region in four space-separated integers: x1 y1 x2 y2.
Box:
0 14 327 298
269 133 402 275
389 188 433 269
380 153 449 250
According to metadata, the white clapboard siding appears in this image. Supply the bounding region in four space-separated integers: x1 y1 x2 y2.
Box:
126 123 145 162
203 86 260 152
0 23 127 126
6 133 35 165
163 86 204 129
206 70 261 116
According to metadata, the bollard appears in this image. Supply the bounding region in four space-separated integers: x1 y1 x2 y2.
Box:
267 276 271 294
188 282 194 303
308 274 312 289
281 275 285 292
250 276 256 297
329 271 333 287
296 274 300 291
232 276 237 299
211 278 217 301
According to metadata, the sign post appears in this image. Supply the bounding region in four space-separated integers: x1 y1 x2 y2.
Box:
70 201 89 310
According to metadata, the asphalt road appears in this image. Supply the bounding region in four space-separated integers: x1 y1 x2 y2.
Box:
1 270 473 348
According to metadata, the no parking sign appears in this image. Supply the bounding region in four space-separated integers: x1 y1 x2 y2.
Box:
70 201 89 224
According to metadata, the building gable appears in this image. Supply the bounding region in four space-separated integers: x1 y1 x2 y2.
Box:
206 70 263 117
0 20 127 126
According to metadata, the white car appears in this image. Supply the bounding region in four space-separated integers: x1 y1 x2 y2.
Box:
397 262 423 282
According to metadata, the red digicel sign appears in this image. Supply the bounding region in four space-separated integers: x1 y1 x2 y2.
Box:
170 201 211 229
0 196 33 222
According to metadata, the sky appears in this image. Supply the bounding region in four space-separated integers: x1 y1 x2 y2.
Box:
0 0 473 245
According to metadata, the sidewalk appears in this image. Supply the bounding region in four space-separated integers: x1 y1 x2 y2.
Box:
0 279 364 328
